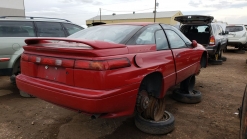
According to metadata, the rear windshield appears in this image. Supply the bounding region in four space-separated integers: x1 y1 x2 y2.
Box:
68 25 141 44
226 26 243 32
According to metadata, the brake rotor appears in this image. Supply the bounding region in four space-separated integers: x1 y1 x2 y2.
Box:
136 90 150 113
143 96 166 121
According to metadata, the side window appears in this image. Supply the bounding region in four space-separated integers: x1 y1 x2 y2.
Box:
0 21 35 37
63 23 83 36
161 24 191 45
135 25 161 45
212 25 218 34
216 25 221 34
35 22 65 37
165 30 186 49
218 25 223 34
155 30 169 50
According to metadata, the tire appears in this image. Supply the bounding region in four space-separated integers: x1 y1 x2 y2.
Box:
180 75 195 93
209 59 223 65
20 90 36 98
10 75 16 85
172 88 202 104
220 56 227 62
135 111 175 135
237 50 245 54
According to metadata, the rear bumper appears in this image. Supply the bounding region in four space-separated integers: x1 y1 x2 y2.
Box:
205 45 217 56
228 41 247 47
16 74 139 118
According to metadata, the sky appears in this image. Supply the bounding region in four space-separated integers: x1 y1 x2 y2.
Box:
24 0 247 27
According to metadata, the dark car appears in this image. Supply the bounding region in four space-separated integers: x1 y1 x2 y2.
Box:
175 15 228 65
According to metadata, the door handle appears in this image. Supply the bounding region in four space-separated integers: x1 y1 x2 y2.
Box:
176 53 180 58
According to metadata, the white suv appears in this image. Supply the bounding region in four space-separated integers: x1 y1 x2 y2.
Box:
226 24 247 50
0 16 83 83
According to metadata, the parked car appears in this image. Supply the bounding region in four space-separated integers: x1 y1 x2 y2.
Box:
0 16 84 83
16 22 207 134
226 24 247 52
175 15 228 64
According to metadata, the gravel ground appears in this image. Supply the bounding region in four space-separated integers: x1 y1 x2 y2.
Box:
0 49 246 139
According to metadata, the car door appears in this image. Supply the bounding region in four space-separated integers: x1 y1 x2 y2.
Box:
216 25 226 48
126 24 176 95
219 25 227 47
164 29 198 84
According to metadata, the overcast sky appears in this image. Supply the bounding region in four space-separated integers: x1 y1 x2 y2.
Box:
24 0 247 27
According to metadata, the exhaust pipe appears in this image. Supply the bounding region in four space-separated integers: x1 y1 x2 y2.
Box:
91 114 101 119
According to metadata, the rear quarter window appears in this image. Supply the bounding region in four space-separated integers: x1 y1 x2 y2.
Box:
35 22 66 37
63 23 83 35
0 21 35 37
226 26 244 32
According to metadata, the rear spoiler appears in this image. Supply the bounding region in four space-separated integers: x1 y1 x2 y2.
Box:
25 38 126 49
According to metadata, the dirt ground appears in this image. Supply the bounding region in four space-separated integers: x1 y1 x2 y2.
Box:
0 49 247 139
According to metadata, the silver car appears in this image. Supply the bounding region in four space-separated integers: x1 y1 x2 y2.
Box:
0 16 83 83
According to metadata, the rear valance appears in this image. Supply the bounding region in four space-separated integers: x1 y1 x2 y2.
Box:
25 38 126 49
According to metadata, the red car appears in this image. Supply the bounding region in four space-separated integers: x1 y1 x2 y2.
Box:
16 22 207 119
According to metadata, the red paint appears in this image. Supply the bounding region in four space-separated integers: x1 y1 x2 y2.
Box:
16 24 207 118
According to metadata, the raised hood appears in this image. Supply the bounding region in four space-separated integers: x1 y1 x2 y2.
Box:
175 15 214 25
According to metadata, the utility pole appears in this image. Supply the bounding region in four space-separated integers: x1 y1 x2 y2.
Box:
154 0 156 22
100 8 101 22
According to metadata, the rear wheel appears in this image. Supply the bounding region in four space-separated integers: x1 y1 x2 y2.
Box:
10 59 21 85
136 90 166 121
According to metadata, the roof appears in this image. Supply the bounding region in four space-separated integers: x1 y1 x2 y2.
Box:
105 22 158 26
87 11 181 21
0 16 71 23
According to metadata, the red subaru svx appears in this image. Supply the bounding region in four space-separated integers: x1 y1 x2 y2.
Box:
16 23 207 120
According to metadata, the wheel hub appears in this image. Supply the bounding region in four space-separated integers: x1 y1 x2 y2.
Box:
136 90 150 113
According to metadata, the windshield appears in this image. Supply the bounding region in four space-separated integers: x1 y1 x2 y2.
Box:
226 26 243 32
68 25 141 44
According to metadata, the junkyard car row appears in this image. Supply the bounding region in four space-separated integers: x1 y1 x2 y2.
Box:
0 15 247 136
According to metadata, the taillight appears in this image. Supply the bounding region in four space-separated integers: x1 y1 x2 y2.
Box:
107 58 131 69
209 36 215 46
21 54 74 68
75 58 131 70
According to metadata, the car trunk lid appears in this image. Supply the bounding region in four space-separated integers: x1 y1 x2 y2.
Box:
175 15 214 25
21 38 130 88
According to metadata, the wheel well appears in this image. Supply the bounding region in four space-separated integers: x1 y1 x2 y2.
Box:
138 72 163 98
12 57 21 74
200 51 207 68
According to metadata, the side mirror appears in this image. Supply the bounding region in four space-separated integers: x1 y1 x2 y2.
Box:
192 40 197 48
225 31 229 34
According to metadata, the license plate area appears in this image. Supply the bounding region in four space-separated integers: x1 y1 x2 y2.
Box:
36 65 66 83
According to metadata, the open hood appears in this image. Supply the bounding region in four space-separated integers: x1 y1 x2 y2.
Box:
175 15 214 25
